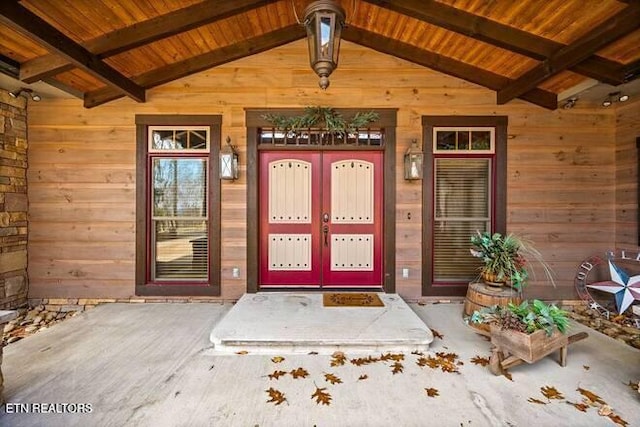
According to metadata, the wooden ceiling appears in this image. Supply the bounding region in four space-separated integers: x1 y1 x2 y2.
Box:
0 0 639 109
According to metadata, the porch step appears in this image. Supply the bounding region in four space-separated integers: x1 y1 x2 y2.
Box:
209 293 433 354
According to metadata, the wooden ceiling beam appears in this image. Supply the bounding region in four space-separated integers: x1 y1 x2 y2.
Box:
497 5 640 105
84 24 306 108
20 0 279 84
0 1 145 102
363 0 626 85
343 27 557 110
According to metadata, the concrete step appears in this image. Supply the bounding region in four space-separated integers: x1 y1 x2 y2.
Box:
209 292 433 354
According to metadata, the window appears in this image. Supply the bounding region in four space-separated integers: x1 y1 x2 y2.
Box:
422 117 507 296
136 116 221 296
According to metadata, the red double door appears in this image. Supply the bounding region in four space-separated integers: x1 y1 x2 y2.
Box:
259 151 383 289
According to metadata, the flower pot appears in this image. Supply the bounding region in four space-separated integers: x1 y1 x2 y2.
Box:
481 271 506 287
489 324 568 364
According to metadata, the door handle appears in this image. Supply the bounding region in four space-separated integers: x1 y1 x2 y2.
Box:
323 225 329 246
323 213 330 223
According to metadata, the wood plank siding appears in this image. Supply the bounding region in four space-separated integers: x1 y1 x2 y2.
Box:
25 40 639 301
616 101 640 247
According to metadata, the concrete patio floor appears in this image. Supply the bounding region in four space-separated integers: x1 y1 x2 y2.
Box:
2 300 639 426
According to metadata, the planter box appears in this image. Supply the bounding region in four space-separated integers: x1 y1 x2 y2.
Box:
489 324 568 364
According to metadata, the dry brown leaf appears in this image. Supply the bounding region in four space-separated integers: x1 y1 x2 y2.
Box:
432 329 444 339
577 387 605 405
608 413 629 427
391 361 404 374
541 386 564 400
358 374 368 381
566 401 589 412
311 386 332 406
527 398 547 405
583 365 590 371
324 373 343 385
235 350 248 355
290 367 309 379
268 370 287 380
425 387 439 397
471 356 490 367
626 381 639 391
308 351 318 355
411 350 424 356
271 356 285 364
266 387 287 405
378 352 404 362
330 351 347 367
417 301 426 306
351 356 380 366
598 404 613 416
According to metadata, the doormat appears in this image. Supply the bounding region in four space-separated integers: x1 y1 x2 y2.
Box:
323 293 384 307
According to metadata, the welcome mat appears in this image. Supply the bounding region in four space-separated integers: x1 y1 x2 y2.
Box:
323 293 384 307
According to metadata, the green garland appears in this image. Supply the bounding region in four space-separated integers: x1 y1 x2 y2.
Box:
261 107 379 135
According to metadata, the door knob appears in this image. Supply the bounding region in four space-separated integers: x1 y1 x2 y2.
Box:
323 213 330 223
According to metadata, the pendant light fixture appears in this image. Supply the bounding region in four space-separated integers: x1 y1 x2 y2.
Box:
303 0 346 90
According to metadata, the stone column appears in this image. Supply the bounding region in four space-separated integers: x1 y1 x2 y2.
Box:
0 310 17 404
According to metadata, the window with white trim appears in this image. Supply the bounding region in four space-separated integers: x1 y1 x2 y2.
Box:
422 117 507 297
136 116 221 296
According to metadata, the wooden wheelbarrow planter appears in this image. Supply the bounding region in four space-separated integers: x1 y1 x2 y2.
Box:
488 325 588 376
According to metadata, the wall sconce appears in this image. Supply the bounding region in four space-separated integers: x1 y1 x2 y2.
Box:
220 136 238 180
9 87 41 102
303 0 345 90
404 139 423 180
602 91 630 107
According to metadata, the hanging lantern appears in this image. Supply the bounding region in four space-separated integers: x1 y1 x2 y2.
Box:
303 0 346 90
220 136 239 180
404 139 424 180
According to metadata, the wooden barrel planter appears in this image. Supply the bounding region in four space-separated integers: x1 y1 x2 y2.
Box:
463 282 523 317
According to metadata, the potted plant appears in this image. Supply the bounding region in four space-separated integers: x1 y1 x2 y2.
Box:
471 300 574 369
469 231 555 290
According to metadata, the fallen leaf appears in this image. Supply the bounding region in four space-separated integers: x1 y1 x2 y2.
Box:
266 387 287 405
290 367 309 379
311 386 332 405
308 351 319 355
470 356 490 367
432 329 444 339
351 356 380 366
626 381 639 391
417 301 426 306
608 413 629 427
541 386 563 400
577 387 605 405
527 398 547 405
566 401 588 412
411 350 424 356
268 370 287 380
391 361 404 374
271 356 285 364
358 374 368 381
424 387 439 397
235 350 248 355
583 365 590 371
598 404 613 416
330 351 347 366
324 373 343 385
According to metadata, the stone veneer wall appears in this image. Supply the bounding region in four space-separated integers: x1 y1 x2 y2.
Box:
0 91 28 309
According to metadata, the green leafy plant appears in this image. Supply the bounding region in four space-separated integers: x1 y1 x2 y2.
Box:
470 300 570 336
470 231 555 290
261 106 379 136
